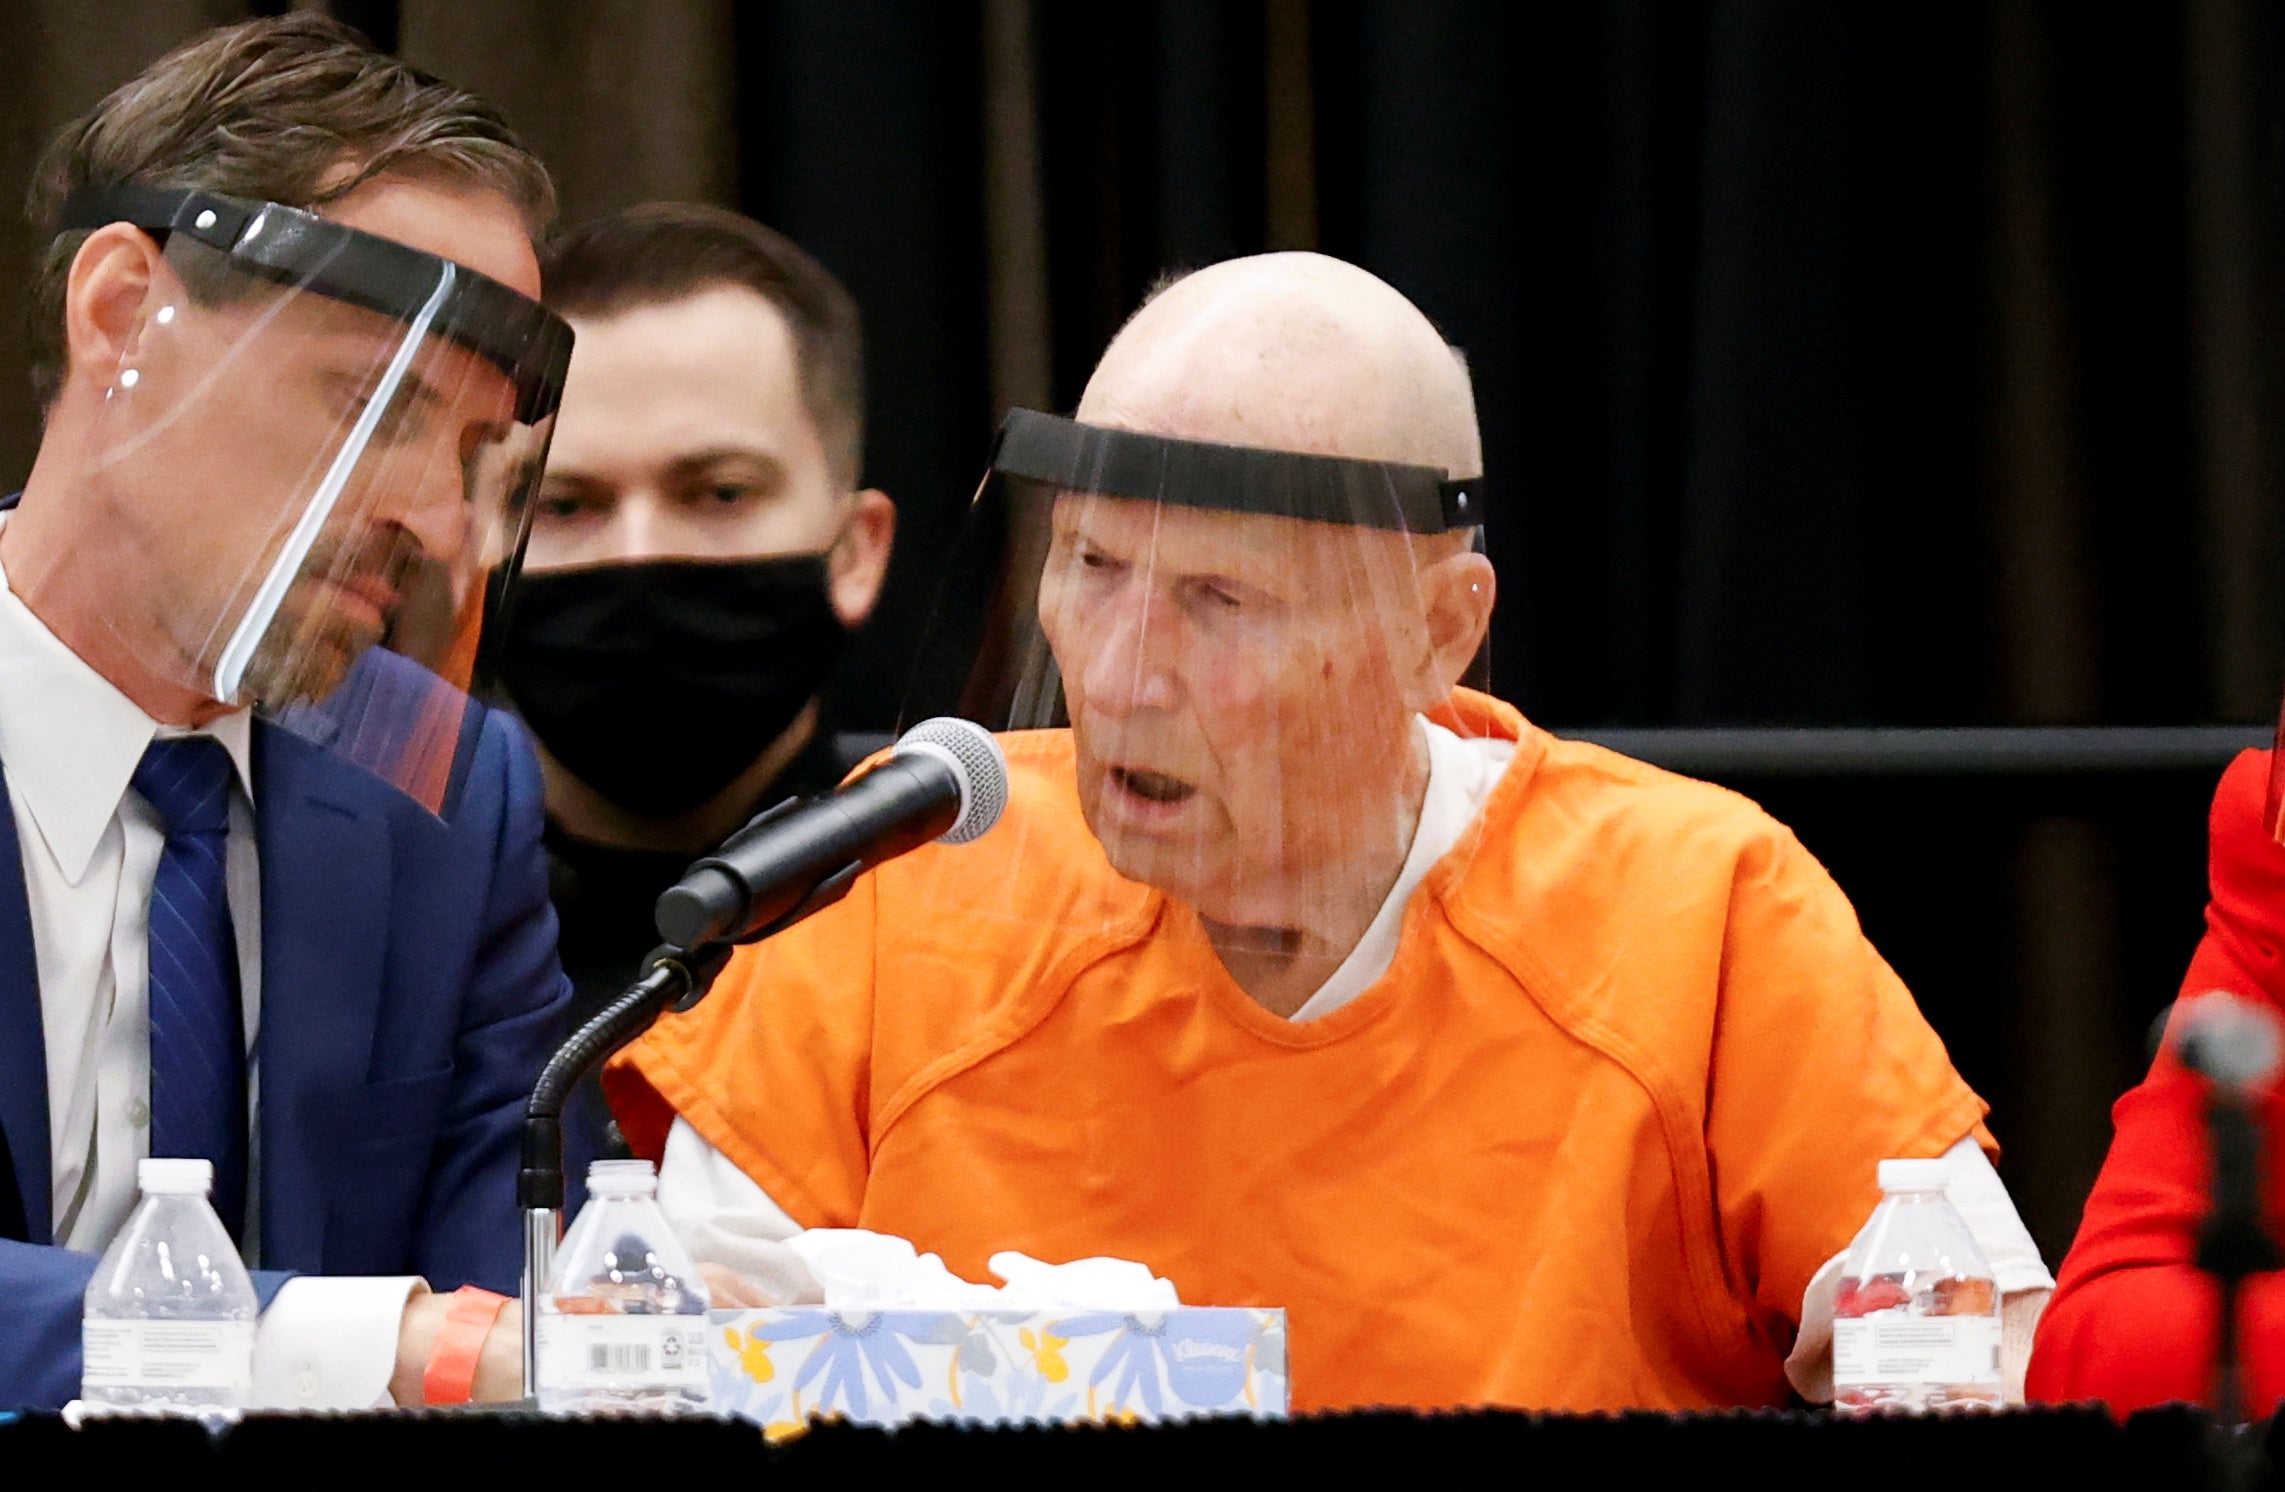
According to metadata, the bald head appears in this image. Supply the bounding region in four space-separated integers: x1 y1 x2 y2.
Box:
1034 252 1500 981
1077 252 1482 481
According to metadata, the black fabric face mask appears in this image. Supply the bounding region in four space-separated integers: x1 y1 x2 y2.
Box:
495 554 848 818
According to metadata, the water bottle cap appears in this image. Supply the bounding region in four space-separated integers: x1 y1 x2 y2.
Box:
138 1157 214 1195
1877 1157 1951 1193
587 1158 659 1197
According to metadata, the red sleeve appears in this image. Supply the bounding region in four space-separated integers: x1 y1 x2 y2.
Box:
2027 749 2285 1412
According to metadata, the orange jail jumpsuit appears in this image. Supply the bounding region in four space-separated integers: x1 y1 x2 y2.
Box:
607 690 1989 1412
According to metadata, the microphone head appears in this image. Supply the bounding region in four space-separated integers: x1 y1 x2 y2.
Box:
894 716 1009 844
2173 990 2285 1092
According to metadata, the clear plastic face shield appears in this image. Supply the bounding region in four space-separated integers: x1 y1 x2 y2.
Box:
48 186 572 818
906 409 1491 958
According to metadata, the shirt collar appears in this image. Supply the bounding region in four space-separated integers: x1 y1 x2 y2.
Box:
0 522 254 881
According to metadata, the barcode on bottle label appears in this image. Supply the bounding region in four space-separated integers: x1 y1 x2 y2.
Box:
536 1314 706 1392
1833 1314 2002 1388
81 1320 255 1391
590 1342 651 1373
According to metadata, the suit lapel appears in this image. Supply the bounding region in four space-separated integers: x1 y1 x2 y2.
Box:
251 721 394 1270
0 757 50 1243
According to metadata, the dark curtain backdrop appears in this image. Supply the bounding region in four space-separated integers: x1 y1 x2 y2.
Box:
4 0 2283 1265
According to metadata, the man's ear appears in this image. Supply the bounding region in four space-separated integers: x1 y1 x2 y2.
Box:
61 224 167 396
826 488 896 628
1407 546 1496 709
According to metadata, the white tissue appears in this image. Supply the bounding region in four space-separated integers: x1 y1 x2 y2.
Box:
988 1251 1181 1310
779 1228 1180 1310
782 1229 1004 1308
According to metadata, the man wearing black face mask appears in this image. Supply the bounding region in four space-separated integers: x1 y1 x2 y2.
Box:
494 204 894 1155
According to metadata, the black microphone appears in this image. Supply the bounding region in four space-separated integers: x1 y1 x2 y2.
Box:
2166 991 2284 1429
654 716 1009 951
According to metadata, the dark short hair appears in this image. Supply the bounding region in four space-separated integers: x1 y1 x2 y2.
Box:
25 14 554 413
540 203 865 488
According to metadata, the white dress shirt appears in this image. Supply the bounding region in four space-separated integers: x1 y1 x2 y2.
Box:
658 716 2054 1401
0 534 415 1409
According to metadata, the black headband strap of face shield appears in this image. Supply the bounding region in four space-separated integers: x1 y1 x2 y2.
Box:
56 184 573 423
990 407 1481 534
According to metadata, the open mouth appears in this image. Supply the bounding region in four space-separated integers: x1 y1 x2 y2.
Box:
1110 766 1197 804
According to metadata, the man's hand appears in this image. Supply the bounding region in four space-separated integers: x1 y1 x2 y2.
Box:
387 1269 761 1405
390 1287 525 1406
700 1261 779 1308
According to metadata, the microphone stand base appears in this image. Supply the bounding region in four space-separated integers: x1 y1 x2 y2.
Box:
521 1204 560 1400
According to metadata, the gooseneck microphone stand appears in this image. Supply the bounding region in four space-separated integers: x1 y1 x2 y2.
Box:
510 721 1005 1403
2201 1082 2281 1433
517 942 731 1400
2169 993 2285 1491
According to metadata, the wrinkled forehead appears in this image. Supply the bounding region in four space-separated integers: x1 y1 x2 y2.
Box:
1049 491 1419 593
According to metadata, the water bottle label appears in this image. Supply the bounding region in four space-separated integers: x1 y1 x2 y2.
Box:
82 1320 255 1391
1833 1314 2002 1388
536 1313 708 1393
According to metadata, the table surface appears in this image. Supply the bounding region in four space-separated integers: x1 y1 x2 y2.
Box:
3 1403 2275 1487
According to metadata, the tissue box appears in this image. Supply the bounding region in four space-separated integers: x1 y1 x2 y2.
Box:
708 1306 1287 1428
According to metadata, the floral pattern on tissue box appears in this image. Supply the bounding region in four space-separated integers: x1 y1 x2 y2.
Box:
709 1306 1288 1428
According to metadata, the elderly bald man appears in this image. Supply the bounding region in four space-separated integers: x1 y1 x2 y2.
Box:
606 254 2051 1413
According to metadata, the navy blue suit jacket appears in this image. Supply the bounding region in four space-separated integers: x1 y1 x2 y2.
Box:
0 679 572 1408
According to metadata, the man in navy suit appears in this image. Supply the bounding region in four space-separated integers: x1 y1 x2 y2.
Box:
0 17 575 1408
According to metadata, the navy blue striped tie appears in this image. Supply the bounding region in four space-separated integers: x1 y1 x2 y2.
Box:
133 736 247 1240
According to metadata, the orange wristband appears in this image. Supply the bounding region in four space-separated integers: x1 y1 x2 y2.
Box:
421 1285 511 1406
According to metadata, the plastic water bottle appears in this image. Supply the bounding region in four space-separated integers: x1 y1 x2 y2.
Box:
1833 1157 2003 1415
535 1158 711 1415
81 1157 258 1418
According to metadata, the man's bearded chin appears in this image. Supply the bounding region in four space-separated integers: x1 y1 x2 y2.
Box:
226 534 415 708
229 584 384 707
